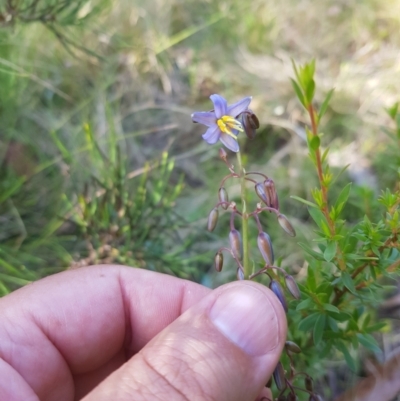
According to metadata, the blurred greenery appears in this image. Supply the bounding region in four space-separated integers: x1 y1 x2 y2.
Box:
1 0 400 397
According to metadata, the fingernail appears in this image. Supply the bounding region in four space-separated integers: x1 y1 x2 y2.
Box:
209 284 281 356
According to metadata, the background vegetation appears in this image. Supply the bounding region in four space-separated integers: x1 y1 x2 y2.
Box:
1 0 400 399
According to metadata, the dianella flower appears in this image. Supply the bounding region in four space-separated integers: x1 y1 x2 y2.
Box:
191 94 252 152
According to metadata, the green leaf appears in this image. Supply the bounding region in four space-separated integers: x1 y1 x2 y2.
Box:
291 78 306 107
298 312 320 332
331 164 351 186
309 135 320 151
328 317 339 332
345 254 379 261
342 271 356 294
298 242 325 261
357 333 381 353
365 322 387 333
335 183 352 213
296 298 314 311
307 263 317 292
318 88 335 121
323 304 340 314
313 314 326 345
324 241 337 262
290 195 318 208
386 102 399 120
305 79 316 105
336 341 356 372
308 207 330 235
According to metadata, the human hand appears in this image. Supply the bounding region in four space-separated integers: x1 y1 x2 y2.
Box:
0 265 286 401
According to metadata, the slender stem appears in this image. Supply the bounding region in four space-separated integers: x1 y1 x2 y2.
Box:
236 151 251 278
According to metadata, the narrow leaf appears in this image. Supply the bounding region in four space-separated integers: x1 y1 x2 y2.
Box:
318 88 335 121
313 314 326 345
324 241 337 262
298 242 325 261
290 78 306 107
290 195 318 208
342 271 356 294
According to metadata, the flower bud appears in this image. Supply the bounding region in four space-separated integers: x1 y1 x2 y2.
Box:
284 274 301 299
207 208 219 232
218 187 229 210
278 214 296 237
214 251 223 272
305 376 314 392
236 267 244 280
229 229 242 260
270 279 288 312
219 148 227 161
264 179 279 210
287 393 297 401
255 182 271 206
241 110 259 140
257 232 274 265
277 395 287 401
285 340 302 354
273 362 286 390
309 395 323 401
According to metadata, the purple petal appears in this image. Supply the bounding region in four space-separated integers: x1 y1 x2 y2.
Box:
191 111 216 127
227 96 252 118
202 125 221 144
210 94 227 118
220 133 239 152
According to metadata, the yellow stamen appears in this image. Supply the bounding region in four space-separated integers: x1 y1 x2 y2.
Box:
217 115 243 139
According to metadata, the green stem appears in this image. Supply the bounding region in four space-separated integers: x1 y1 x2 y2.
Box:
236 151 250 277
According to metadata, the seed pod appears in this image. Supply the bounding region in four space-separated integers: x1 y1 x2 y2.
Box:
264 179 279 210
219 148 227 161
214 252 223 272
257 232 274 265
277 214 296 237
229 229 242 260
284 274 301 299
255 182 271 206
218 187 229 210
305 376 314 392
273 362 286 390
236 267 244 280
270 279 288 312
241 110 259 140
285 340 302 354
207 208 219 232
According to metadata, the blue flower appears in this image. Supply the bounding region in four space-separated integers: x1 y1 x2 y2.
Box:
191 94 252 153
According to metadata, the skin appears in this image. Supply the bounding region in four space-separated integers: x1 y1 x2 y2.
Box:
0 265 286 401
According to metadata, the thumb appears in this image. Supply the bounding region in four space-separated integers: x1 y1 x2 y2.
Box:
83 281 287 401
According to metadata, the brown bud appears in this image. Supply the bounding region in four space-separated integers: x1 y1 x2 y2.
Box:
277 396 287 401
270 279 288 312
255 182 271 206
278 214 296 237
207 208 219 232
264 179 279 210
229 229 242 260
241 110 259 140
273 362 286 390
287 393 297 401
305 376 314 392
219 148 227 161
218 187 229 210
236 267 244 280
285 340 302 354
214 252 223 272
257 232 274 265
284 274 301 299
